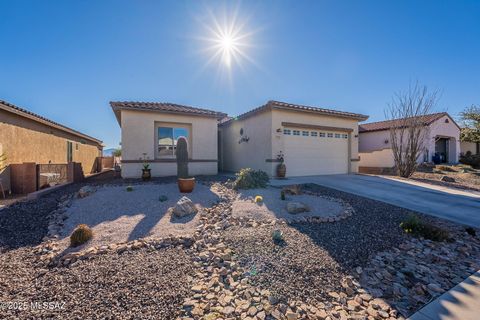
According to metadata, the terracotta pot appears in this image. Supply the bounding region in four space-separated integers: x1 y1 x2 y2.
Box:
142 169 151 181
277 163 286 178
178 178 196 193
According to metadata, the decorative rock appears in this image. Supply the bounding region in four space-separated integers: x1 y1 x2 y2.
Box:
173 196 198 217
286 202 310 214
77 186 95 198
441 175 455 182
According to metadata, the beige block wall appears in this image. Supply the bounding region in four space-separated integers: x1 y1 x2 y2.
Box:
461 141 479 155
271 109 361 173
120 109 218 178
219 110 274 175
0 143 10 192
0 109 102 175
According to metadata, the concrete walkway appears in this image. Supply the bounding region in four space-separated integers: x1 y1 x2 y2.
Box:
408 271 480 320
270 174 480 228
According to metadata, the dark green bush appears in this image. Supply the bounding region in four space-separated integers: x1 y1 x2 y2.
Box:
466 227 476 237
233 168 269 190
70 224 93 247
400 214 450 242
280 190 286 200
460 153 480 169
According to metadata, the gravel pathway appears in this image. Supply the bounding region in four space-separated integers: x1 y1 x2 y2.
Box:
0 247 194 319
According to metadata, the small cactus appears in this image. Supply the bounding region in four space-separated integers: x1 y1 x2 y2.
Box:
176 137 189 178
70 224 93 247
272 229 283 242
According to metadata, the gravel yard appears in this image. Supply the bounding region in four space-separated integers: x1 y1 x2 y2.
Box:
59 183 221 250
0 246 193 319
1 176 480 320
233 187 347 222
224 183 412 305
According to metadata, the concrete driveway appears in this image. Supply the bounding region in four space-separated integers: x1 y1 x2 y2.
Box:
270 174 480 228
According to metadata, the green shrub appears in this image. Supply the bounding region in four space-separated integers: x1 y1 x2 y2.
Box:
460 153 480 169
466 227 476 237
400 215 450 242
280 190 286 200
126 186 133 192
233 168 269 190
272 229 283 241
70 224 93 247
159 195 168 202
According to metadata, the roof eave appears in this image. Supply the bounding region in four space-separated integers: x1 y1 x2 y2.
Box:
0 101 103 145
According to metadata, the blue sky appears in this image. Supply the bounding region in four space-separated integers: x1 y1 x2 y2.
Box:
1 0 479 148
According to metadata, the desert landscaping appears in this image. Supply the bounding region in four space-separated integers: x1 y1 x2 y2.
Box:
1 170 479 320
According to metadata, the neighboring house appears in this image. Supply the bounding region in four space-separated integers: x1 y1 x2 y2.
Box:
358 112 461 169
0 100 103 192
219 100 368 176
110 102 226 178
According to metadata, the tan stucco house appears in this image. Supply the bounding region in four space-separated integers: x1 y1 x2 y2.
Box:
0 99 104 192
112 100 368 178
219 101 369 176
358 112 461 169
110 102 226 178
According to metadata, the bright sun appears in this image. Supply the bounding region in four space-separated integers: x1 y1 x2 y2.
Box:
197 6 256 71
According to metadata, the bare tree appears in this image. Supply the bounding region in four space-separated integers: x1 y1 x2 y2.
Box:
385 83 439 177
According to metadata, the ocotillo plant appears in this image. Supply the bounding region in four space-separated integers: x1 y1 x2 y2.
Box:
176 137 189 178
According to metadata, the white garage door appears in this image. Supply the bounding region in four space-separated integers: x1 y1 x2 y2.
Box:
283 128 349 176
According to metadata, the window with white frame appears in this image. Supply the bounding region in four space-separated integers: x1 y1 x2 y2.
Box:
283 129 291 135
302 131 309 136
293 130 300 136
319 132 326 137
311 131 318 137
335 133 341 138
157 126 190 157
327 133 333 138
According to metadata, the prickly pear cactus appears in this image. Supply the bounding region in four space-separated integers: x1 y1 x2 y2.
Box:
176 137 189 178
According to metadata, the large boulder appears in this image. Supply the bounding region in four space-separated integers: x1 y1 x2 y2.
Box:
286 202 310 214
173 196 198 218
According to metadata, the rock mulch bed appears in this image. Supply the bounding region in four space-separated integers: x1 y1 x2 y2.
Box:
0 246 193 319
233 187 354 223
359 234 480 317
59 183 221 248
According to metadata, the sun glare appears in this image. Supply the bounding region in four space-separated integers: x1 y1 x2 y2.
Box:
196 5 257 73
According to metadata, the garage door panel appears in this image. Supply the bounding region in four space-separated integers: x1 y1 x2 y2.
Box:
283 132 348 176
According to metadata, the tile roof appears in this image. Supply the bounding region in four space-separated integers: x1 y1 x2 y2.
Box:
359 112 450 133
0 99 103 145
110 101 226 120
219 100 369 126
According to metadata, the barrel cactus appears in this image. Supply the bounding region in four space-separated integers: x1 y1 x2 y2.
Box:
70 224 93 247
176 137 189 178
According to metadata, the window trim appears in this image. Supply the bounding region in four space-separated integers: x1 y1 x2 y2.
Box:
154 122 192 159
